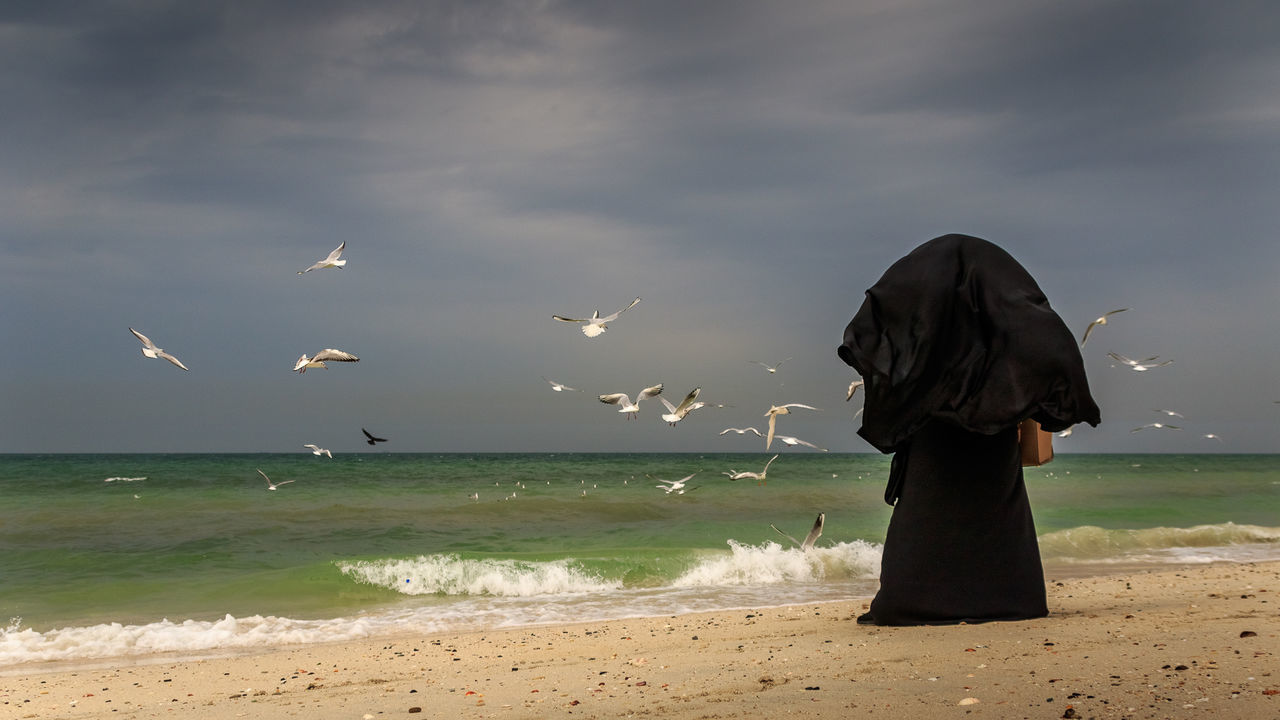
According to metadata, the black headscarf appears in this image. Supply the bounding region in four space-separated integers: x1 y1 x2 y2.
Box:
838 234 1100 454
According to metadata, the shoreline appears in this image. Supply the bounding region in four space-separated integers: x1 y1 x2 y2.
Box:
4 561 1277 719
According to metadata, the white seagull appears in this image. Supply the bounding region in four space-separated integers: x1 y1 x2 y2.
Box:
553 297 641 338
653 472 697 494
658 387 705 426
749 358 791 374
719 427 763 437
257 469 294 491
298 241 347 274
1131 422 1182 433
1080 308 1127 346
723 454 778 484
1057 426 1074 438
1107 352 1173 372
128 327 189 371
771 513 825 551
764 403 820 450
846 379 865 401
542 377 580 392
774 435 828 451
294 348 360 373
1152 409 1185 418
599 384 663 419
303 444 332 458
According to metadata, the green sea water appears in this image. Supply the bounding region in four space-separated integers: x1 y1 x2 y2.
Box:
1 452 1276 667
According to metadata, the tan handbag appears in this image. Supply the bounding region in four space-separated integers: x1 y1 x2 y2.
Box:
1018 418 1054 466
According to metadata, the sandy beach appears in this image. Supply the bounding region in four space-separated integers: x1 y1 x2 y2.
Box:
3 561 1276 720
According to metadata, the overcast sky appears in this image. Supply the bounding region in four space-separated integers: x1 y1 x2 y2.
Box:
3 1 1277 454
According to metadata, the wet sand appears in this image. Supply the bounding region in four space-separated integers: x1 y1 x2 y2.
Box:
4 561 1277 719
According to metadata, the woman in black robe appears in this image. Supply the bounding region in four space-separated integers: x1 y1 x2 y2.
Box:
837 234 1100 626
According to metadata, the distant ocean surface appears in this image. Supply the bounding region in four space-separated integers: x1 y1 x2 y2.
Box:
2 453 1278 669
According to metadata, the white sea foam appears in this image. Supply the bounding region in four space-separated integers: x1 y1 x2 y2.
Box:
0 614 384 668
338 555 622 596
672 540 882 587
1039 522 1280 562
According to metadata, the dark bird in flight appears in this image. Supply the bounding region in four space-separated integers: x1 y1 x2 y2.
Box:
362 428 388 445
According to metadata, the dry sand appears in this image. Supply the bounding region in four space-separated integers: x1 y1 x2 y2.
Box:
3 562 1276 719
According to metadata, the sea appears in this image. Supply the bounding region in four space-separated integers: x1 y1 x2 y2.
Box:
2 452 1278 670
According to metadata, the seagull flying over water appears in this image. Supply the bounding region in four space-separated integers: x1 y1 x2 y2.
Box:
658 387 705 426
723 454 778 484
257 469 294 491
719 427 763 437
1080 308 1127 346
542 377 580 392
1107 352 1173 372
652 472 697 494
764 403 820 450
846 379 864 401
362 428 388 445
599 384 664 419
553 297 641 338
774 435 828 451
771 513 825 551
749 358 791 374
303 444 332 458
128 328 189 371
298 241 347 274
294 348 360 373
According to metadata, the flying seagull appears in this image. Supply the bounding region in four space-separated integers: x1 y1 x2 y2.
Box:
1152 409 1185 418
774 435 828 451
1107 352 1173 372
1131 422 1182 432
257 469 294 491
764 403 820 450
128 327 189 371
303 444 332 458
1080 308 1127 346
652 472 697 494
846 379 864 401
553 296 641 338
723 454 778 484
771 513 825 551
749 358 791 374
294 348 360 373
362 428 388 445
542 377 580 392
719 427 763 437
298 241 346 274
599 384 663 419
658 387 705 426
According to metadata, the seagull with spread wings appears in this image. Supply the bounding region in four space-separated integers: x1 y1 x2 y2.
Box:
553 297 641 338
764 403 820 450
774 435 828 451
128 327 189 371
298 241 347 274
294 348 360 373
362 428 388 445
723 454 778 484
303 444 332 458
1107 352 1173 372
599 384 663 419
658 387 705 426
771 513 825 551
1080 308 1127 346
542 377 580 392
257 469 294 491
749 358 791 374
719 427 763 437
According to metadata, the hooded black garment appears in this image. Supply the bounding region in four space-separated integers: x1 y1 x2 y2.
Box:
837 234 1100 625
838 233 1100 454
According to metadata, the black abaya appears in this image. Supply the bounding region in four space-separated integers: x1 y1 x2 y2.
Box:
838 234 1100 626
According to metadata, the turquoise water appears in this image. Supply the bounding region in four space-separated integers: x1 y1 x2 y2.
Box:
1 452 1277 666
